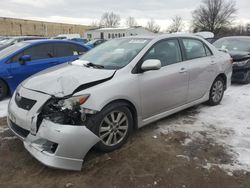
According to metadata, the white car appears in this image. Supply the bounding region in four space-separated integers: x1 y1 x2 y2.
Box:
7 34 232 170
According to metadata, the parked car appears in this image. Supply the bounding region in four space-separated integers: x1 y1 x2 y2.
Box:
86 39 107 48
0 36 47 51
213 36 250 84
70 38 88 44
206 38 219 44
0 40 90 100
7 35 232 170
56 34 81 39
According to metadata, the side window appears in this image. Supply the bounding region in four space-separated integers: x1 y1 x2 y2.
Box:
23 43 54 60
12 52 24 62
54 43 79 57
77 45 88 55
143 39 182 67
182 39 207 60
204 45 213 56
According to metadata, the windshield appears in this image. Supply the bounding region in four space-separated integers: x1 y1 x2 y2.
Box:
213 38 250 52
0 42 28 59
80 38 151 69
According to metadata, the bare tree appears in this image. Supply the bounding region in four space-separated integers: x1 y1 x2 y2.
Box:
126 16 138 27
100 12 121 28
146 19 160 33
167 16 184 33
192 0 237 35
90 20 100 28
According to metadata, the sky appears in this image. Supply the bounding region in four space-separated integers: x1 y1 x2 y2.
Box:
0 0 250 31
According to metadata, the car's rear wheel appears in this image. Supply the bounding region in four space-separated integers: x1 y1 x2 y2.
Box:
87 103 133 152
243 71 250 84
207 77 225 106
0 80 8 101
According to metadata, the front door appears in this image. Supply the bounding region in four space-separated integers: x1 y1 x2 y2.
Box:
9 43 58 89
138 39 189 119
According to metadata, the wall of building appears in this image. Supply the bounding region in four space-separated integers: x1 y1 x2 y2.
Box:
84 27 155 40
0 17 91 37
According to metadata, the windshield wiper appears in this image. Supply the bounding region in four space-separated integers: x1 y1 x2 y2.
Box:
84 62 104 69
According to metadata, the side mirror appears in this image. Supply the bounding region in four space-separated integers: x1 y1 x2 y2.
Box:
19 55 31 65
141 59 161 72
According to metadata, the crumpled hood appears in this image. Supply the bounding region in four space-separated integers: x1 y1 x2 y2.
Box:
21 61 116 97
229 51 250 62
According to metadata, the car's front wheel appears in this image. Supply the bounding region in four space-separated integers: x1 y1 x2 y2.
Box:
87 103 133 152
0 80 8 101
207 77 225 106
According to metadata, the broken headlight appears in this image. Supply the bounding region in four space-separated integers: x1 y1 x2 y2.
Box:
39 94 90 125
234 59 249 67
58 95 90 110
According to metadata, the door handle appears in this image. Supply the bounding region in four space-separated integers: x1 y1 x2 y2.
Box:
210 61 216 65
179 68 187 73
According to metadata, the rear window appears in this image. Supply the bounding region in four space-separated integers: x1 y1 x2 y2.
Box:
182 39 207 60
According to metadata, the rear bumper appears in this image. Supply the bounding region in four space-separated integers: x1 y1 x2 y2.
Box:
7 86 100 171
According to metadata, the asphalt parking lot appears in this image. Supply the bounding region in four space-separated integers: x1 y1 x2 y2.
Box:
0 84 250 188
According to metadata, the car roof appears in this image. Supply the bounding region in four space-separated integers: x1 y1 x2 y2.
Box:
219 36 250 39
123 33 207 40
21 39 89 46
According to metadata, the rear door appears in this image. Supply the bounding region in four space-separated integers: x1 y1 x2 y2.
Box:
180 38 216 102
9 43 57 88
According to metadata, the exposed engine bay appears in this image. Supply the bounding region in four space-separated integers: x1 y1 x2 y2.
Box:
37 95 97 126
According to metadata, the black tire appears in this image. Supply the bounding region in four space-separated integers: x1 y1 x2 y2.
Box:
0 80 8 101
207 77 225 106
86 102 133 152
243 71 250 84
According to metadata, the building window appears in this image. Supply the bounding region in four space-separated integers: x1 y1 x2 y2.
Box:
108 33 111 39
123 33 125 37
87 34 92 40
118 33 121 37
115 33 118 38
112 33 114 38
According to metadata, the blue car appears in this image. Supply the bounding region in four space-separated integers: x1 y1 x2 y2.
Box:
0 40 90 100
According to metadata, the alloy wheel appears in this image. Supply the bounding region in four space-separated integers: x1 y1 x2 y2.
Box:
211 80 224 103
99 111 129 146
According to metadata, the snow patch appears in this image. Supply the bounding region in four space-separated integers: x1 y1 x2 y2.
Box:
1 136 17 141
158 84 250 172
0 126 9 133
176 155 190 161
0 99 9 118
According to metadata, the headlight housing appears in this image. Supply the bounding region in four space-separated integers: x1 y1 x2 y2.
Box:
58 95 90 110
38 94 91 125
234 59 249 67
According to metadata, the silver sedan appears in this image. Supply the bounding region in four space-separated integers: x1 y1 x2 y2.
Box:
7 34 232 170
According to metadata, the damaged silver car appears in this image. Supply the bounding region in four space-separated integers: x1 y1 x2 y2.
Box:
7 35 232 170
